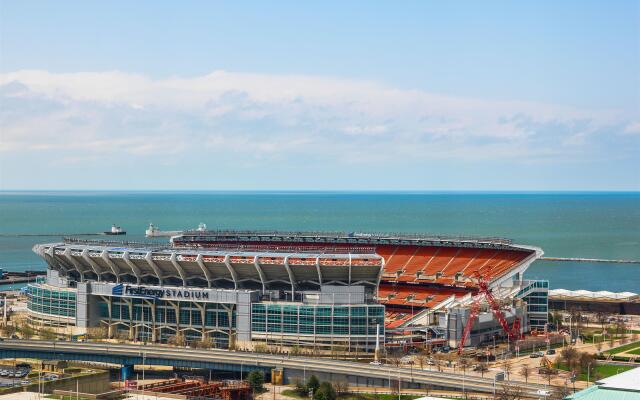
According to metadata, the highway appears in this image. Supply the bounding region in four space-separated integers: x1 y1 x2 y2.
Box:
0 340 556 397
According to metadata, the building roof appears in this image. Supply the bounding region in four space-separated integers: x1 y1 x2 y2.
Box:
550 289 639 302
566 367 640 400
596 366 640 391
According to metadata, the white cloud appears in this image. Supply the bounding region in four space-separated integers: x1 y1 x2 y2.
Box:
624 121 640 135
0 69 636 168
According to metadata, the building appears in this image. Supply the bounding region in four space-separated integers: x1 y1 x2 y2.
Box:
565 367 640 399
549 288 640 315
29 229 546 351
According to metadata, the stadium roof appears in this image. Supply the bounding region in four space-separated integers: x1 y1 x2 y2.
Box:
549 289 639 302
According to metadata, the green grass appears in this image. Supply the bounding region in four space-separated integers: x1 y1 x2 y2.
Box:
556 363 635 381
629 347 640 355
281 389 424 400
606 341 640 355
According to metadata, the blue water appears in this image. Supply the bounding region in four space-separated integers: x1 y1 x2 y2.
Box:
0 191 638 292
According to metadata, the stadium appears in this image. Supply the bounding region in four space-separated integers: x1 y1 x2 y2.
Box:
28 229 547 352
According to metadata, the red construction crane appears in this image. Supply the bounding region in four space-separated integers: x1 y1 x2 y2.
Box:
457 273 522 355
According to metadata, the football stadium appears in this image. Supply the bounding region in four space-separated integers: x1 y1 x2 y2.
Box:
28 229 547 352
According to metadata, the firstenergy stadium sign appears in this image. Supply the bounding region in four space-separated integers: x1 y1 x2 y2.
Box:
112 284 210 300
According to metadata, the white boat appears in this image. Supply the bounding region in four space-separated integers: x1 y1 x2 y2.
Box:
104 224 126 235
145 223 182 238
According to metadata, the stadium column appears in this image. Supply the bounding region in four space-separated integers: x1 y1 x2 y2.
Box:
169 252 188 287
63 248 86 282
283 255 296 298
193 302 206 343
223 255 239 290
252 256 267 292
168 300 180 341
144 298 157 342
81 249 103 281
45 245 69 276
101 250 123 283
100 295 114 339
126 298 134 341
195 255 213 288
143 252 165 286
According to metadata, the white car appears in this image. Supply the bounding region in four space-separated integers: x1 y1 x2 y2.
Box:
536 389 550 397
369 360 383 366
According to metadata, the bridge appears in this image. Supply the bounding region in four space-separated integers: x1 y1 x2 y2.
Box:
0 340 555 397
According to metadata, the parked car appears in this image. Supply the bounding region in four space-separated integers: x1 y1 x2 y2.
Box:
369 360 383 366
530 351 544 358
546 349 556 355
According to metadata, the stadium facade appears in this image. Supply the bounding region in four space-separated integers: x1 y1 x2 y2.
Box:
29 230 547 351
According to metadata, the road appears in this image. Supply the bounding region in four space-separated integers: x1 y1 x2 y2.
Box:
0 340 556 397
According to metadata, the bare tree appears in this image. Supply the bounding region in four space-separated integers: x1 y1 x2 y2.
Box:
476 362 488 378
458 357 470 376
503 361 512 381
494 384 524 400
550 385 571 400
386 353 401 368
416 354 426 370
595 312 608 331
520 366 530 383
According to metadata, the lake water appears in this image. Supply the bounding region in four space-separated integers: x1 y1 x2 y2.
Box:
1 191 638 292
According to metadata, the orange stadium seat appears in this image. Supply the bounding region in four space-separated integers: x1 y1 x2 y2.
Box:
422 247 458 276
402 246 439 275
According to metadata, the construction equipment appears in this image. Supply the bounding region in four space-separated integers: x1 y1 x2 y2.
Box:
457 272 523 355
538 356 558 375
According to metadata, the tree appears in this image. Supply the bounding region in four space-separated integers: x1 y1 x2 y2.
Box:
520 366 530 383
579 352 596 374
20 323 34 339
247 370 265 394
458 357 470 376
560 347 579 370
503 361 512 381
476 362 488 378
293 378 307 396
550 385 571 400
332 381 349 397
306 375 320 395
87 326 108 340
315 382 336 400
416 354 426 370
595 312 608 331
495 384 524 400
386 353 401 368
40 327 56 340
169 333 185 347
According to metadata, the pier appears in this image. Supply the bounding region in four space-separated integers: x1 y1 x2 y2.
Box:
0 271 46 285
540 257 640 264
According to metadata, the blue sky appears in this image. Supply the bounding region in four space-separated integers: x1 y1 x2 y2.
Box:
0 1 638 190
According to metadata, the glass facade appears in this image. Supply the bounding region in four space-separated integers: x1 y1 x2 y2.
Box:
518 280 549 330
96 297 236 346
251 302 384 350
26 283 77 325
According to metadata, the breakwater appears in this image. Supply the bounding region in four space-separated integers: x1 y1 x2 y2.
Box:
540 257 640 264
